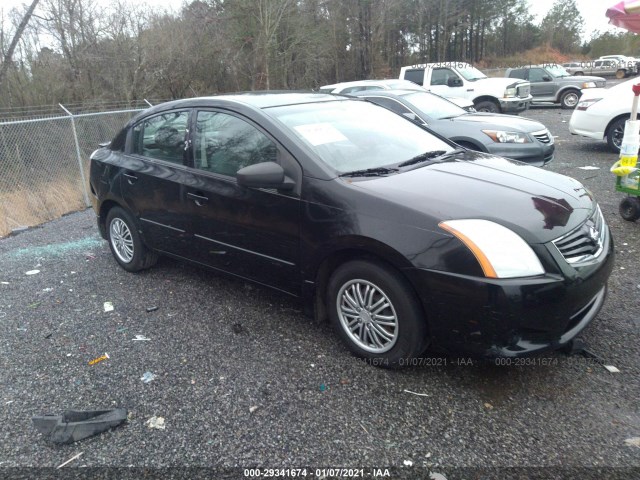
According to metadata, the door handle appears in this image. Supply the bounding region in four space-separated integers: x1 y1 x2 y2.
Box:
187 192 209 206
123 171 138 184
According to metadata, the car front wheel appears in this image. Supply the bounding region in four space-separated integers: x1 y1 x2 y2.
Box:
106 206 158 272
327 260 429 367
474 100 500 113
560 90 580 109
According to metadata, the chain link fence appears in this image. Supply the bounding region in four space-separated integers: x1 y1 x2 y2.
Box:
0 106 145 237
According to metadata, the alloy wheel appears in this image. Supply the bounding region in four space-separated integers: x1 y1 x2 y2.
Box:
109 218 134 263
336 279 398 353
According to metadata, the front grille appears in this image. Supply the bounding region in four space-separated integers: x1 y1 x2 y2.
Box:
596 80 606 88
517 84 531 98
532 129 552 144
553 206 606 264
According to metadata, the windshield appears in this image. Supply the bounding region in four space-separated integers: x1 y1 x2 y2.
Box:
457 65 487 81
546 65 569 77
268 100 453 174
403 92 466 120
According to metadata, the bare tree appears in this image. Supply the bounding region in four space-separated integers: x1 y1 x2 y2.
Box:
0 0 40 91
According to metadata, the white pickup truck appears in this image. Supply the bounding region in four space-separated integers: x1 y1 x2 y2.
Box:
399 62 533 114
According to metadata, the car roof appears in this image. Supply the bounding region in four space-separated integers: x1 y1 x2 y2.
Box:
139 92 343 114
320 79 422 90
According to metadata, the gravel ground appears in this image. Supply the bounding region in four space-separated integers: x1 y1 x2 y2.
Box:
1 96 639 480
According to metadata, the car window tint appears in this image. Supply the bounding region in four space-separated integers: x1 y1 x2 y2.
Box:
404 69 424 86
528 68 546 82
193 111 277 177
509 69 526 79
132 111 188 164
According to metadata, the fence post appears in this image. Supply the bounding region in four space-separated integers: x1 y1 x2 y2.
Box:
59 104 90 207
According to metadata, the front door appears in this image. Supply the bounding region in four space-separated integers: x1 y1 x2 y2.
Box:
185 109 302 294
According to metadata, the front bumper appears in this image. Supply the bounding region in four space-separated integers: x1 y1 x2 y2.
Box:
486 142 554 167
404 229 614 357
500 95 533 114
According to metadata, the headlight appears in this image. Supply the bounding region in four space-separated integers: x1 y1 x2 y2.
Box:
581 81 596 88
576 98 602 111
482 130 531 143
439 219 545 278
504 87 517 98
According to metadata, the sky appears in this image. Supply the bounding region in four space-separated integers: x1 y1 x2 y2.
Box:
0 0 626 43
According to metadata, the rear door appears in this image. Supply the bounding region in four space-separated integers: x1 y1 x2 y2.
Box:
121 109 193 256
184 109 302 294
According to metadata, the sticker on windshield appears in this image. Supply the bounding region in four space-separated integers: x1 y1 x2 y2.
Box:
294 123 347 146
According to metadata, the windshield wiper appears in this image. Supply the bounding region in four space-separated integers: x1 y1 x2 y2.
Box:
398 148 465 168
339 166 399 177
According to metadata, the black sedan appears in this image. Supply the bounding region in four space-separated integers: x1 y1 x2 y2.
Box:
89 93 613 366
353 89 555 166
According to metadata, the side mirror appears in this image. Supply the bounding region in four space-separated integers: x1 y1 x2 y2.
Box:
236 162 294 191
542 75 552 81
447 77 463 87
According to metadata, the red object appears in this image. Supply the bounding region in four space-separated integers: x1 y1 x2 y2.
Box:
633 84 640 96
607 0 640 33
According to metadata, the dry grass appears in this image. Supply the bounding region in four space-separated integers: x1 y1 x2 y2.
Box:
0 179 86 238
478 45 583 70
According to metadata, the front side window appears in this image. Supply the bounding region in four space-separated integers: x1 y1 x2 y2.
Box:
193 111 277 177
431 68 456 86
528 68 547 82
132 111 189 164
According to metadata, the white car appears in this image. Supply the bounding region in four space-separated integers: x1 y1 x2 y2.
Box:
319 79 476 111
569 77 637 153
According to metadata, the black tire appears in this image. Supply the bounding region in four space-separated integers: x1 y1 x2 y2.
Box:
619 197 640 222
474 100 500 113
616 69 626 79
560 89 580 109
606 117 627 153
574 71 584 76
327 259 429 368
105 206 158 272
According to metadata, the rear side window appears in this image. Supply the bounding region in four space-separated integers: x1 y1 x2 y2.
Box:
508 69 526 79
404 69 425 86
193 111 277 177
132 111 189 164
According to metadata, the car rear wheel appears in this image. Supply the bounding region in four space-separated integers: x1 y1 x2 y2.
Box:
474 100 500 113
574 71 584 76
560 90 580 109
606 117 627 153
616 69 626 79
619 197 640 222
106 206 158 272
327 259 429 367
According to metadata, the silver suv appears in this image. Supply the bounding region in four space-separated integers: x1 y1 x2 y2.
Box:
562 59 636 79
506 64 605 109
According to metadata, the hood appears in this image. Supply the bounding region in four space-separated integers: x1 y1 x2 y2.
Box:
561 75 606 83
449 112 545 133
349 152 594 244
